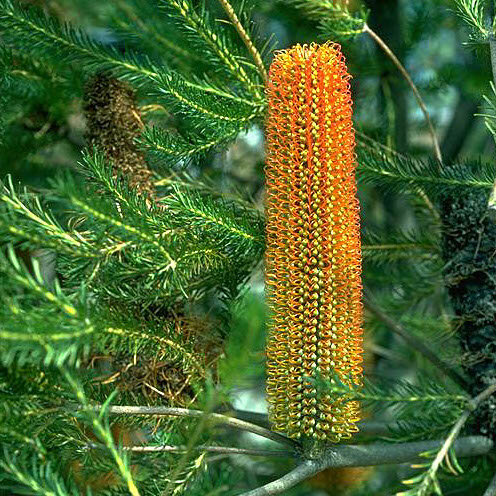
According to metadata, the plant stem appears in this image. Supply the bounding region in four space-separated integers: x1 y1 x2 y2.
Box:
61 374 141 496
216 0 268 83
363 289 470 391
424 382 496 493
363 24 443 163
240 436 493 496
123 445 291 457
102 405 299 449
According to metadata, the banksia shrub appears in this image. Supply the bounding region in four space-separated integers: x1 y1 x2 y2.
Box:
265 43 363 442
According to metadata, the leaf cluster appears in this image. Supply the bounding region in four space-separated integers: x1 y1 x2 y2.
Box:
287 0 369 41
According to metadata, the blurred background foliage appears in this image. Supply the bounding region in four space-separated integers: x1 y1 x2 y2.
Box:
1 0 495 495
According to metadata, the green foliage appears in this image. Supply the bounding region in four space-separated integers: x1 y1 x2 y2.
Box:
0 452 81 496
0 0 159 86
141 122 248 167
218 292 266 388
317 373 467 417
287 0 369 41
358 147 496 196
454 0 489 43
480 81 496 137
361 229 441 266
0 0 495 494
0 246 93 368
158 0 264 97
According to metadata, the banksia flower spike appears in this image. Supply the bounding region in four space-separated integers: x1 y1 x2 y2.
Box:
265 43 363 442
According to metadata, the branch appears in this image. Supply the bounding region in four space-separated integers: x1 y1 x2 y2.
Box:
420 382 496 493
484 471 496 496
240 436 493 496
123 445 291 457
216 0 268 83
355 130 440 219
363 23 443 163
363 289 470 391
102 405 299 449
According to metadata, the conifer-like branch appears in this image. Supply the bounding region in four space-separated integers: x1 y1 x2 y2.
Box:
364 290 469 391
0 0 158 85
0 453 79 496
400 382 496 495
141 124 245 165
358 148 495 195
216 0 268 82
356 131 440 219
289 0 368 40
60 367 141 496
361 230 440 265
454 0 488 41
160 0 262 97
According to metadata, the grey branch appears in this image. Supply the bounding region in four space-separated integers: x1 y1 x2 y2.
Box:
425 382 496 489
240 436 494 496
123 445 291 457
363 23 442 163
363 290 469 391
103 405 299 449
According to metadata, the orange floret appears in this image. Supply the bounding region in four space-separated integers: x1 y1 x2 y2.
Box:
265 43 363 442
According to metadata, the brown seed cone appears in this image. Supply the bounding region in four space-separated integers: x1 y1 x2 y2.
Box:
84 74 155 198
89 314 222 407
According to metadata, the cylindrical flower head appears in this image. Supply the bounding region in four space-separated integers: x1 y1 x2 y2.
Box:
265 43 363 442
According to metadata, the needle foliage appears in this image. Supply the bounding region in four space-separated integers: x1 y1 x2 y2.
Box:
0 0 495 495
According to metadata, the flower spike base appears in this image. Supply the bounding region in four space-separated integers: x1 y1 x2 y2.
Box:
265 43 364 443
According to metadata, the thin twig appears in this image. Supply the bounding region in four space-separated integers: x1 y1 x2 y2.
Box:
484 471 496 496
363 24 443 163
123 445 291 457
425 382 496 491
216 0 268 83
240 436 493 496
363 289 470 391
102 405 299 449
228 408 271 429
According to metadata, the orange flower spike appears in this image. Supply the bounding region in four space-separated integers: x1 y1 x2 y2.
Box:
265 43 363 442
